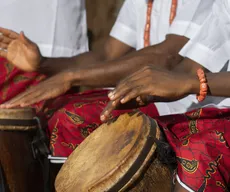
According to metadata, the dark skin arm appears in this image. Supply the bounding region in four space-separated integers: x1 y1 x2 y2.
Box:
0 27 134 74
100 59 218 121
0 27 188 85
38 36 135 75
0 28 189 107
66 34 188 87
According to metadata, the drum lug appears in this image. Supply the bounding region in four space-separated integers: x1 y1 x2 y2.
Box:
31 117 50 159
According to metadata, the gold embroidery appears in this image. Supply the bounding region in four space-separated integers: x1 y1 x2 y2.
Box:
61 142 78 150
177 157 199 173
204 154 222 180
215 131 229 148
189 120 199 134
216 181 227 190
182 138 190 146
74 102 88 108
50 119 59 155
80 123 99 138
186 109 202 120
13 75 31 83
65 110 84 125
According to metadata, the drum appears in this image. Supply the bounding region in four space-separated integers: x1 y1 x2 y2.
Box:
55 112 172 192
0 108 44 192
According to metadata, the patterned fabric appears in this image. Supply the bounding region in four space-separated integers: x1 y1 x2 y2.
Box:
156 108 230 192
0 58 159 157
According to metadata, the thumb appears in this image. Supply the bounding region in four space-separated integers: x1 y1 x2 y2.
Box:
19 31 33 45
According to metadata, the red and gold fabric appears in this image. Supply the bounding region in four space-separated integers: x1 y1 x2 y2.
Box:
0 58 159 157
155 107 230 192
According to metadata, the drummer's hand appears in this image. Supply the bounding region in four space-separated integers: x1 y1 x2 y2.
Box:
105 65 195 112
0 27 42 72
100 95 148 122
0 72 72 108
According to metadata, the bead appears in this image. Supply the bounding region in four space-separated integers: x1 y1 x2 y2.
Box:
196 68 208 102
200 83 208 91
144 0 177 47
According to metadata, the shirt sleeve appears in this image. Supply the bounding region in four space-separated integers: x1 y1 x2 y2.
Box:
169 0 215 39
179 0 230 72
109 0 137 48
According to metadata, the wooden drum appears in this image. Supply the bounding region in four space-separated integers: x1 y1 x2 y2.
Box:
55 112 172 192
0 108 44 192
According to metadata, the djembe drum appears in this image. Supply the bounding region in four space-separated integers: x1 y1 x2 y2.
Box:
0 108 46 192
55 112 172 192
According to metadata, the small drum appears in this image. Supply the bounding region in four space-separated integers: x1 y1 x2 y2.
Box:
55 112 172 192
0 108 44 192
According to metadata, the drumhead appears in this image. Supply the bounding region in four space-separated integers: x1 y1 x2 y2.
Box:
0 108 37 131
55 112 160 192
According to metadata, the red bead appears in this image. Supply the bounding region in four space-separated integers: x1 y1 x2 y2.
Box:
144 0 177 47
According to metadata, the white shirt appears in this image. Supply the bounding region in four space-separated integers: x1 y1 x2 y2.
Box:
110 0 189 50
174 0 230 112
0 0 88 57
110 0 215 115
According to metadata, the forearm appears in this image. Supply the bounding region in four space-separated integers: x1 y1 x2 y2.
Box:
38 51 103 76
68 35 188 87
188 72 230 97
69 52 173 87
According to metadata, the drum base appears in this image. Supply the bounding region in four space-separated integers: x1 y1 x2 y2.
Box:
128 158 172 192
0 130 44 192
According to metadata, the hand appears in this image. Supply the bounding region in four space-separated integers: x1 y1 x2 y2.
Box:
107 65 196 108
0 27 42 72
100 95 148 122
0 72 72 108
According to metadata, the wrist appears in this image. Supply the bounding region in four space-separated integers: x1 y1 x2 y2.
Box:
184 74 200 95
64 69 83 87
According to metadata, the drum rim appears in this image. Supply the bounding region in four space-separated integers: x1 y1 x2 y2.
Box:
108 117 159 192
55 112 161 192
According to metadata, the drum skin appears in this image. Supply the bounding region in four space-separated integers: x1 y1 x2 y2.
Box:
55 112 171 192
0 108 44 192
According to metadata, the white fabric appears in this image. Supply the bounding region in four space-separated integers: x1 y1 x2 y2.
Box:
110 0 190 50
0 0 88 57
170 0 230 114
169 0 215 39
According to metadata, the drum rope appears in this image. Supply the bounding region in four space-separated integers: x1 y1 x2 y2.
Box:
33 117 50 192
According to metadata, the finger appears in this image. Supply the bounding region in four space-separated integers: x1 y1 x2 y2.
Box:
20 31 35 46
20 93 47 107
1 88 41 108
0 35 12 44
0 27 19 39
120 87 145 104
108 72 145 99
110 78 144 101
100 99 120 122
0 42 8 49
0 50 7 58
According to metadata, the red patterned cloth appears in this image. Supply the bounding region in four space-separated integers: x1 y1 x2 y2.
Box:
156 108 230 192
0 58 159 157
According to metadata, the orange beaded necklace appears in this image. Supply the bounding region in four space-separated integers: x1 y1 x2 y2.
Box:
144 0 178 47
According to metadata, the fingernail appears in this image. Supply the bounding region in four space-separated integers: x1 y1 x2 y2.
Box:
108 92 113 97
108 92 115 98
100 115 105 121
121 98 125 103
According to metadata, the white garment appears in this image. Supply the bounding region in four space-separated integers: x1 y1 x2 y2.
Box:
110 0 190 50
159 0 218 116
0 0 88 57
110 0 215 115
176 0 230 112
